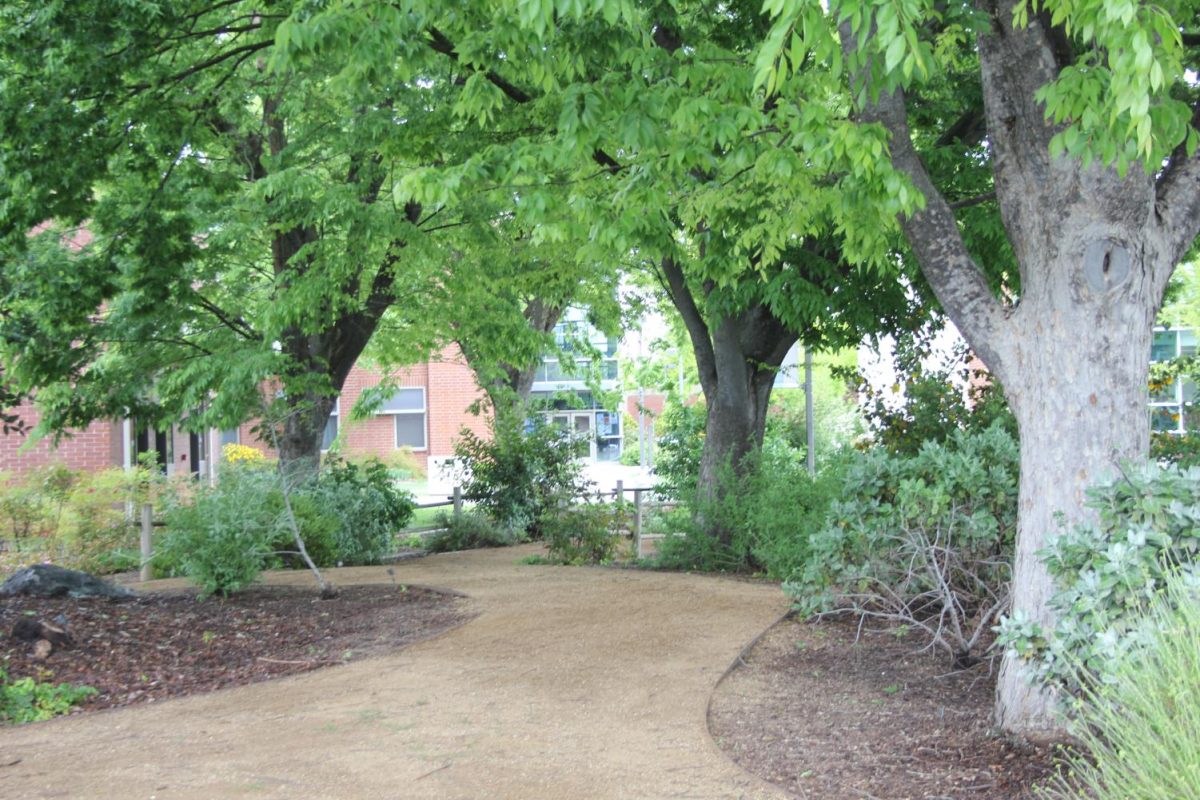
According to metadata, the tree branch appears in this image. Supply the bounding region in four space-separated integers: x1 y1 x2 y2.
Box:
841 27 1012 373
1155 103 1200 277
659 256 717 396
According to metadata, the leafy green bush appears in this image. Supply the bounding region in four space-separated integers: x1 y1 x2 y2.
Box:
787 423 1018 665
652 401 706 501
453 413 589 538
1150 430 1200 467
997 462 1200 691
1040 572 1200 799
159 465 282 596
1 667 95 724
425 511 517 553
264 490 339 569
0 465 159 577
655 441 847 578
313 456 415 565
540 500 628 565
842 331 1015 456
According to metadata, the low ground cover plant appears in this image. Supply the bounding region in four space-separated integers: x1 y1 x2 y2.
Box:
0 667 95 724
425 511 518 553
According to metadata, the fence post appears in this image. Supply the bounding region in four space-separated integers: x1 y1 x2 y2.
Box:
452 485 462 520
615 480 623 504
139 503 153 583
633 489 643 554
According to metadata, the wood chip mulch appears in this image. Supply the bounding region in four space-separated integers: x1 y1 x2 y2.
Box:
709 615 1066 800
1 582 473 714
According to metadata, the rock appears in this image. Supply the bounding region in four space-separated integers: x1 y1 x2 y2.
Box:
31 639 52 660
11 618 73 648
0 565 135 599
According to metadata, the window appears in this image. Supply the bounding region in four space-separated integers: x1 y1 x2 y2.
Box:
379 388 426 449
1149 329 1196 434
322 400 339 451
219 428 240 446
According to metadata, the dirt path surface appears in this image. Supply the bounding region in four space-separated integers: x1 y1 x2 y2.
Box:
1 546 789 799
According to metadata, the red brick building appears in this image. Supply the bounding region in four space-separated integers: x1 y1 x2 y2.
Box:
0 346 489 479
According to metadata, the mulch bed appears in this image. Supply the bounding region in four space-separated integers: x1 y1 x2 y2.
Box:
1 582 473 714
709 615 1064 800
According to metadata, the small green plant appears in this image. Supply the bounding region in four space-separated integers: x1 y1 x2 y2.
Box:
540 500 628 565
0 667 96 724
1040 572 1200 799
425 512 517 553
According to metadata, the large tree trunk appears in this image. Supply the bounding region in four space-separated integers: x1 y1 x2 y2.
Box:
994 245 1158 733
846 0 1200 734
697 316 791 545
660 257 797 544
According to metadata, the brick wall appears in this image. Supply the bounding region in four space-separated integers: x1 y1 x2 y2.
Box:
0 399 122 474
1 345 493 476
228 345 491 469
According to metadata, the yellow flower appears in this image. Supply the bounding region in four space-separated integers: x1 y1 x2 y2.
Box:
222 443 266 464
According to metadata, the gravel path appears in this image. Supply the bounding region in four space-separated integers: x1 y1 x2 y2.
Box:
0 545 789 799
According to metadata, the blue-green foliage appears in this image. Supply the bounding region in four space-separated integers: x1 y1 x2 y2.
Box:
997 462 1200 691
315 456 416 565
160 458 415 595
785 424 1018 661
1040 572 1200 799
159 465 281 596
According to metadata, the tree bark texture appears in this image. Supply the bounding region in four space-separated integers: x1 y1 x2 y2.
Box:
847 0 1200 735
660 257 797 545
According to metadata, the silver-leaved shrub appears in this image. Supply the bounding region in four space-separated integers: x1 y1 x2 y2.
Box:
997 462 1200 691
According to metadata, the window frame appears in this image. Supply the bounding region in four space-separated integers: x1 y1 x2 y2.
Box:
378 387 428 451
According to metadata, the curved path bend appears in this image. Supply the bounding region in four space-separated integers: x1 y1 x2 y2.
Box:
0 545 789 800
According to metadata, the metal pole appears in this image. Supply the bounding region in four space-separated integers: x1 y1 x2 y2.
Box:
805 348 816 476
453 485 463 519
615 480 623 504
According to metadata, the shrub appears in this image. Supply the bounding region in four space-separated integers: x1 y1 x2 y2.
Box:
313 456 415 565
787 423 1019 666
222 443 266 464
652 401 706 501
843 330 1015 456
158 465 281 596
426 511 517 553
1040 571 1200 800
1150 430 1200 467
0 667 95 724
540 500 628 565
997 462 1200 691
0 465 154 576
655 442 848 578
453 413 589 538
